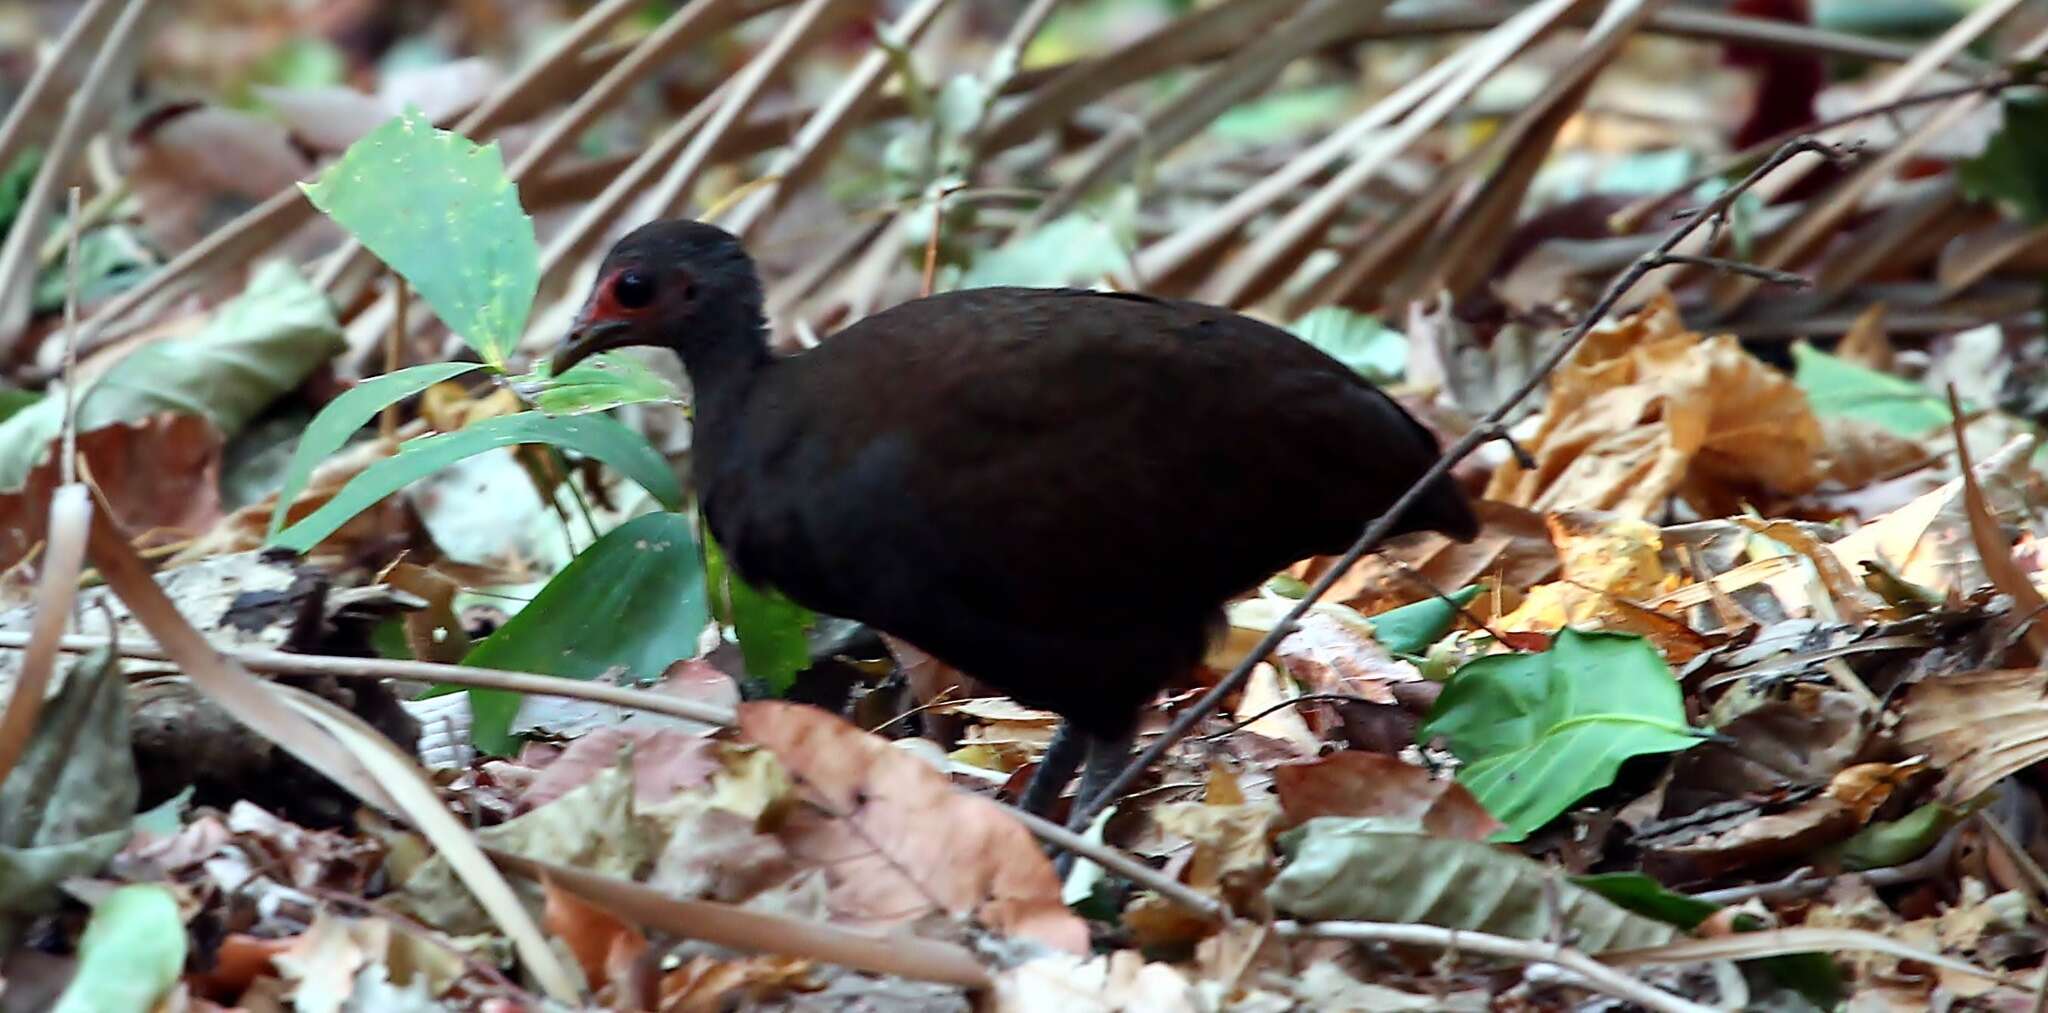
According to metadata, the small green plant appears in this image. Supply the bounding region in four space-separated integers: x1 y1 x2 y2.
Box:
1418 629 1703 841
272 109 809 744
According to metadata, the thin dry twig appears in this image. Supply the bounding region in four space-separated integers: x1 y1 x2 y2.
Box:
1065 136 1854 836
1274 920 1715 1013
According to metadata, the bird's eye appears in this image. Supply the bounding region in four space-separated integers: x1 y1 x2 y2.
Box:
613 270 656 309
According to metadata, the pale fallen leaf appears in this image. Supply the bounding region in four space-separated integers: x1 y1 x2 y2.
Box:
734 701 1085 953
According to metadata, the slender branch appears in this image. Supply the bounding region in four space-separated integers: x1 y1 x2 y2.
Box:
1616 65 2044 230
1064 137 1857 836
1273 920 1716 1013
0 632 737 727
1645 254 1810 288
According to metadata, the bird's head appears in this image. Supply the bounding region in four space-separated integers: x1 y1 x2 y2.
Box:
551 219 764 374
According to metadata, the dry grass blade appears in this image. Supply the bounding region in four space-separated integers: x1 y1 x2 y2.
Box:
0 0 150 348
1199 0 1592 307
1948 387 2048 661
485 848 993 988
1132 26 1468 288
284 688 581 1003
1375 0 1665 310
1708 25 2048 317
1937 217 2048 297
508 0 793 185
1602 927 2027 988
1811 180 1964 300
0 0 117 193
1634 0 2025 307
723 0 954 239
0 485 91 788
80 495 397 813
978 0 1303 154
1024 0 1400 233
641 0 852 221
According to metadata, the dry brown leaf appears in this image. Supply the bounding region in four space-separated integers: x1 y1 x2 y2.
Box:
733 701 1085 953
1899 668 2048 803
1269 750 1501 841
1828 434 2039 598
1835 302 1894 371
657 953 817 1013
0 413 222 570
542 875 646 994
520 727 722 813
1292 499 1559 615
1646 759 1924 881
1817 415 1934 490
1948 393 2048 662
1485 294 1823 518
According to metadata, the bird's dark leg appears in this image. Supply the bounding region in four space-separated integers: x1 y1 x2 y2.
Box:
1018 718 1087 816
1072 728 1137 821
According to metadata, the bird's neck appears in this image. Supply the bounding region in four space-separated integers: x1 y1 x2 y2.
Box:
676 297 772 427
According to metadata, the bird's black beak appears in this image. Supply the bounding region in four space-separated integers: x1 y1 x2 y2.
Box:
551 318 633 375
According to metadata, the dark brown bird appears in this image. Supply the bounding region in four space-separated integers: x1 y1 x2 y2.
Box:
553 220 1479 815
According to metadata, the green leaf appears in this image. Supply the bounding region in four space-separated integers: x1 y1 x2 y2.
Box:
1960 90 2048 224
1269 817 1679 951
1836 803 1960 871
270 411 682 552
1419 629 1702 842
1370 585 1480 655
959 191 1136 289
300 108 538 368
1572 872 1719 929
32 226 155 313
1791 341 1951 436
0 388 37 425
1287 307 1407 385
454 511 709 754
0 649 136 947
520 353 685 416
0 147 40 238
705 533 814 696
49 884 186 1013
0 260 342 493
268 361 483 536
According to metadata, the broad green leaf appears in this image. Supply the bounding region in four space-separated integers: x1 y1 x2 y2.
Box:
706 533 814 696
519 353 684 416
1268 817 1679 951
0 259 342 493
49 885 185 1013
267 360 484 536
270 411 682 552
1960 91 2048 224
1370 585 1480 655
1287 307 1407 385
301 108 538 367
454 511 709 754
1791 341 1951 436
1419 629 1701 841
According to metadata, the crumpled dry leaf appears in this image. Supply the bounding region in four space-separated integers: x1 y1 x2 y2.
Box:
1646 758 1927 882
1292 501 1559 616
1900 668 2048 803
1828 434 2042 598
1270 750 1501 841
1486 294 1823 518
992 951 1201 1013
0 413 222 571
734 701 1085 953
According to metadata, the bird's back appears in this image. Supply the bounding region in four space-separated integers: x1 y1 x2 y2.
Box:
696 287 1475 730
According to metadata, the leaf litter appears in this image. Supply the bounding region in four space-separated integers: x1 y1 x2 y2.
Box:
12 1 2048 1010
